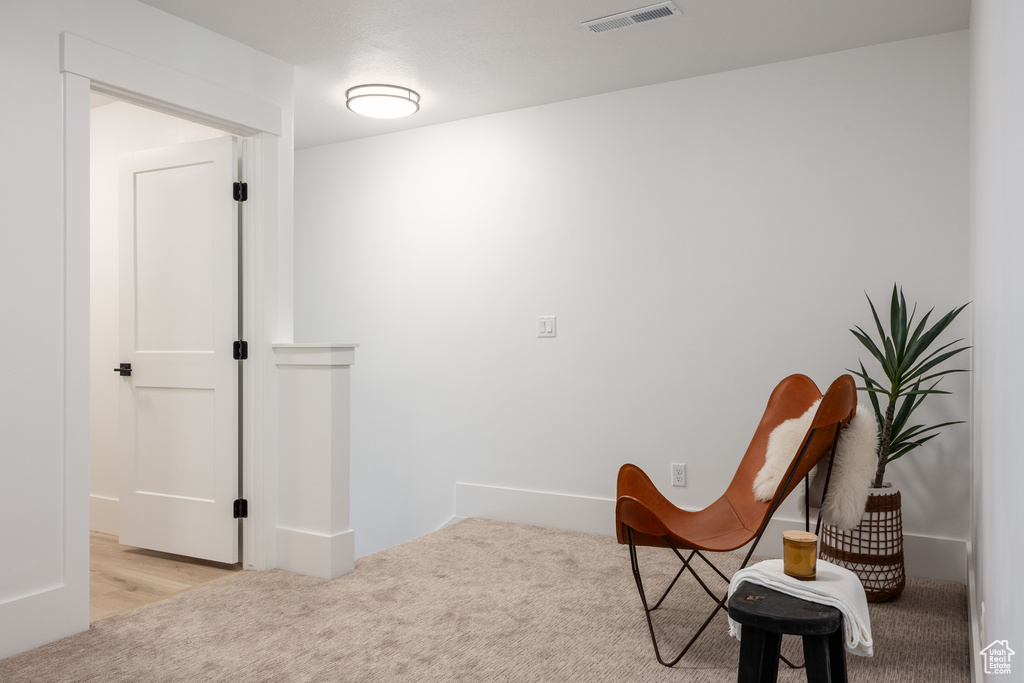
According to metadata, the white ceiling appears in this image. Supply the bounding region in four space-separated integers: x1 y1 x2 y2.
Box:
137 0 970 149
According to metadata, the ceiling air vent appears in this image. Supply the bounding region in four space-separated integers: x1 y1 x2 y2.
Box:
582 2 680 34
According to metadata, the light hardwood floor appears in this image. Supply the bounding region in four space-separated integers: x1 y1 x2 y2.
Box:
90 531 242 622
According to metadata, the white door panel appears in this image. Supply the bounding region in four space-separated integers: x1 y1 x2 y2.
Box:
119 136 239 564
134 163 218 352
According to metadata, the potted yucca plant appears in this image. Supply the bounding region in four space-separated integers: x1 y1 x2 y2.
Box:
851 285 970 489
819 285 969 602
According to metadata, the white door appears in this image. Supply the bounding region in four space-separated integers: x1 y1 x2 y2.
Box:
118 136 240 564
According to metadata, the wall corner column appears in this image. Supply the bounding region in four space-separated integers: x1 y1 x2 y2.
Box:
273 343 357 579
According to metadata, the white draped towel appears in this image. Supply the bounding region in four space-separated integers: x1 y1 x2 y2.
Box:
727 559 874 657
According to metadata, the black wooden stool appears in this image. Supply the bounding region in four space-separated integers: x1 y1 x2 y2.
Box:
728 582 847 683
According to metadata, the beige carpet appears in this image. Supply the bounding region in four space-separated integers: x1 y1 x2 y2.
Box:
0 519 969 682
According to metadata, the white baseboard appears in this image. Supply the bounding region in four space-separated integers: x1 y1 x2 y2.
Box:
455 482 967 584
903 531 967 584
456 482 613 536
967 539 981 683
275 527 354 580
0 583 87 660
89 494 118 536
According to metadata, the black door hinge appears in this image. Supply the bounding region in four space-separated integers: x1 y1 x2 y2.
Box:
233 181 248 202
233 340 248 360
233 499 248 519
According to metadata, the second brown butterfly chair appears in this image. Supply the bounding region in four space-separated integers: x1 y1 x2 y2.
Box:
616 374 857 667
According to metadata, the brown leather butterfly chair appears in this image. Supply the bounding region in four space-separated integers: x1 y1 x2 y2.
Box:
616 374 857 667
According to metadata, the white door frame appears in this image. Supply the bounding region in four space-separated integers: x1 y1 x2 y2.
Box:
61 33 284 572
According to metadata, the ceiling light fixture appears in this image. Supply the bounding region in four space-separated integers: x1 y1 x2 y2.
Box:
345 84 420 119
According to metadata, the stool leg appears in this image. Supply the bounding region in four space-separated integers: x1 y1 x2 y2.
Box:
827 628 847 683
802 634 832 683
737 627 781 683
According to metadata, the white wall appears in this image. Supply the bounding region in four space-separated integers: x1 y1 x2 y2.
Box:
89 101 229 535
970 0 1024 670
0 0 293 659
296 32 971 567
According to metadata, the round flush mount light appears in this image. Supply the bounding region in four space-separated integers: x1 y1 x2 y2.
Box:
346 84 420 119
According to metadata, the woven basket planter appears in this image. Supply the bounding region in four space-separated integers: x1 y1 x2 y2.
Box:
819 484 906 602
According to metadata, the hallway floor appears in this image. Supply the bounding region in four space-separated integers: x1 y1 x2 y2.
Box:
90 531 242 622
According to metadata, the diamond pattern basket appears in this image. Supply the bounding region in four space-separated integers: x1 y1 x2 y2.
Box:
818 485 906 602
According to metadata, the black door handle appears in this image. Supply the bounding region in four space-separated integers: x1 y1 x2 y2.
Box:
114 363 132 377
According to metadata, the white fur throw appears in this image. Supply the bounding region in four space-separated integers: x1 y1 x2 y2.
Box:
752 401 820 501
752 401 879 531
816 409 879 530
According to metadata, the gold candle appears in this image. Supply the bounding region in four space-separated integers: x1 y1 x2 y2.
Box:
782 530 818 580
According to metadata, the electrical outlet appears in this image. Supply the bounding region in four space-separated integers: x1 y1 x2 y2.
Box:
671 463 686 487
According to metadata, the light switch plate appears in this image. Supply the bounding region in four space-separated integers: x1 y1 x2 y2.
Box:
537 316 556 338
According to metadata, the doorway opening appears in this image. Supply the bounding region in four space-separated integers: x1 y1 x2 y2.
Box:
89 93 244 620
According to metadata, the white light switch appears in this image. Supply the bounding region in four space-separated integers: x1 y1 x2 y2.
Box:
537 316 556 338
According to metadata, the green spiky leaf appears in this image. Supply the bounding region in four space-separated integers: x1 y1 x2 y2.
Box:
851 286 970 486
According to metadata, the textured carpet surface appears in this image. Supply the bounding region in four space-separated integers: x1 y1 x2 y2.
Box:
0 519 969 682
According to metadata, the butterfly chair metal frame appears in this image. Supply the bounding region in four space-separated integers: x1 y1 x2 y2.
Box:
616 374 856 668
